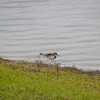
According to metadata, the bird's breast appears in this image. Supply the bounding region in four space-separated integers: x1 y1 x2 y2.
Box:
47 55 56 59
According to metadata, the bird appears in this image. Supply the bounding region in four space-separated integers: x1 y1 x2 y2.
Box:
40 52 59 63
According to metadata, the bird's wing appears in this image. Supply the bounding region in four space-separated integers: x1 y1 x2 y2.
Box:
45 53 53 56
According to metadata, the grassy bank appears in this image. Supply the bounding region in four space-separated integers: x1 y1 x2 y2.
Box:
0 58 100 100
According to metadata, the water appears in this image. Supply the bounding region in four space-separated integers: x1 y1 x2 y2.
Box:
0 0 100 70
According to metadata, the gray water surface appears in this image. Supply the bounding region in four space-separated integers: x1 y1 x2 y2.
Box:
0 0 100 70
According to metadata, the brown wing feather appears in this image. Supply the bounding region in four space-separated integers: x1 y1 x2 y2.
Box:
45 53 53 57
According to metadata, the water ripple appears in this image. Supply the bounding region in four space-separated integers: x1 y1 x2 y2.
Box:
0 0 100 70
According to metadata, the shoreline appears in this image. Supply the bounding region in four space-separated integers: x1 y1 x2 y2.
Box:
0 57 100 75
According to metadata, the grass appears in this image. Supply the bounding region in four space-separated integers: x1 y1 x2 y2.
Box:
0 58 100 100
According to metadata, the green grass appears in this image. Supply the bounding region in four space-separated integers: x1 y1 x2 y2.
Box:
0 58 100 100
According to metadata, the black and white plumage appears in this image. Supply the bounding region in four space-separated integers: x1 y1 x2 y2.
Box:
40 52 58 63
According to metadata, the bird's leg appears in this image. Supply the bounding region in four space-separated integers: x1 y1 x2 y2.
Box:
54 60 56 65
51 59 56 65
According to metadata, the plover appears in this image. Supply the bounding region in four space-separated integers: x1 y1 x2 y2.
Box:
40 52 59 63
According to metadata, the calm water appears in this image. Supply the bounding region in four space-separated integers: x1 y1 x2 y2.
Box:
0 0 100 70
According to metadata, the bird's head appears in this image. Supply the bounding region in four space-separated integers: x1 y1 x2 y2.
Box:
53 52 59 56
